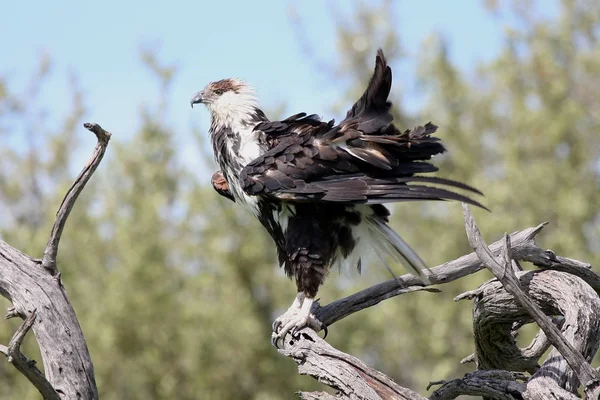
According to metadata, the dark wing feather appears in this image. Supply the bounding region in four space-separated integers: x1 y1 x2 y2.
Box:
240 49 486 209
345 48 392 124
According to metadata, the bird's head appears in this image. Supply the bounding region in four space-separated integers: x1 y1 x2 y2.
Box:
190 78 259 126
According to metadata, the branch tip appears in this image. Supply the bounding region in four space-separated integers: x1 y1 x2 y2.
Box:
460 354 475 364
426 380 446 390
525 221 548 241
8 309 37 354
41 122 112 273
5 307 20 320
454 289 480 302
83 122 112 142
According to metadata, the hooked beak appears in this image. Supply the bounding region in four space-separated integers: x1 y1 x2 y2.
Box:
190 92 204 108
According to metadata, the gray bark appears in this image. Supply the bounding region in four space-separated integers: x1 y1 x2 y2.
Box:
0 123 110 399
2 122 599 400
280 329 427 400
278 207 600 399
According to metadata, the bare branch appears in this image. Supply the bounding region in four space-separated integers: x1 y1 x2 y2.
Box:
429 370 527 400
298 392 340 400
278 216 599 398
462 204 600 397
0 122 109 398
312 215 600 340
519 318 562 362
0 310 60 400
279 329 426 400
314 286 440 328
313 222 551 328
41 122 112 273
519 249 600 294
459 354 475 364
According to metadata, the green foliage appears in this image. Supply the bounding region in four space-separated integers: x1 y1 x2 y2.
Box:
0 1 598 398
323 0 600 393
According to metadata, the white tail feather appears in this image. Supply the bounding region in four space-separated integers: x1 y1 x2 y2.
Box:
332 210 430 284
368 219 430 284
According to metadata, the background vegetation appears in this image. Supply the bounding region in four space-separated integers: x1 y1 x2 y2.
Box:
0 0 598 398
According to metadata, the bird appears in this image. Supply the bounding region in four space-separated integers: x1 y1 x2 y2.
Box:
191 49 484 346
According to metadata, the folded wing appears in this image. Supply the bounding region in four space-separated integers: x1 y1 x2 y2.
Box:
240 49 485 209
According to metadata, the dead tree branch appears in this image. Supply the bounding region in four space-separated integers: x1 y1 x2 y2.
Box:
428 370 527 400
458 270 599 400
0 310 60 400
313 221 553 329
41 122 111 274
462 204 600 398
279 329 427 400
312 219 600 330
0 123 110 399
313 224 546 328
279 209 600 399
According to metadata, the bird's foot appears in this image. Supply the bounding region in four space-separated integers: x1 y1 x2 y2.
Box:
271 296 323 348
271 292 304 333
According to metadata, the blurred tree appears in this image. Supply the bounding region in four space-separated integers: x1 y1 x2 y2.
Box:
0 56 88 398
308 0 600 394
0 49 321 399
0 0 598 399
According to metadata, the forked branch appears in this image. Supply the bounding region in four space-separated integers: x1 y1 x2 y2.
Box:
312 218 599 329
0 310 60 400
0 122 110 399
462 204 600 398
280 209 599 399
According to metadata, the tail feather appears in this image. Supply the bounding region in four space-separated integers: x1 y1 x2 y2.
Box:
368 218 430 284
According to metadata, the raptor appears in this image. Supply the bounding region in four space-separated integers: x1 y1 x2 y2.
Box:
191 49 484 345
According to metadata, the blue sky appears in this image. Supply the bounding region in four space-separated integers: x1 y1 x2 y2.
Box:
1 1 552 170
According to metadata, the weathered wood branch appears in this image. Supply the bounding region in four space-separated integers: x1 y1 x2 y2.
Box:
428 370 527 400
462 204 600 398
41 122 111 273
279 209 600 399
312 219 588 329
313 223 547 328
0 123 110 399
0 310 60 399
462 270 599 399
279 329 427 400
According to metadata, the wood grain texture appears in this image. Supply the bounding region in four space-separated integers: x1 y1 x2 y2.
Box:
0 123 109 399
279 329 427 400
278 210 600 399
463 205 600 399
2 121 598 400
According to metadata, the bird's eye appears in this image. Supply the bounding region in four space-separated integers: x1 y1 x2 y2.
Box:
214 89 224 95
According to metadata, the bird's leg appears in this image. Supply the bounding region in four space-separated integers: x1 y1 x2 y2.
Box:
271 292 304 333
271 294 322 347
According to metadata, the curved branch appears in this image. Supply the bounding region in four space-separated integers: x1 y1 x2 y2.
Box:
313 220 591 329
280 214 600 398
471 271 600 386
428 370 527 400
41 123 111 273
0 310 60 400
0 122 109 398
279 329 426 400
462 204 600 398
